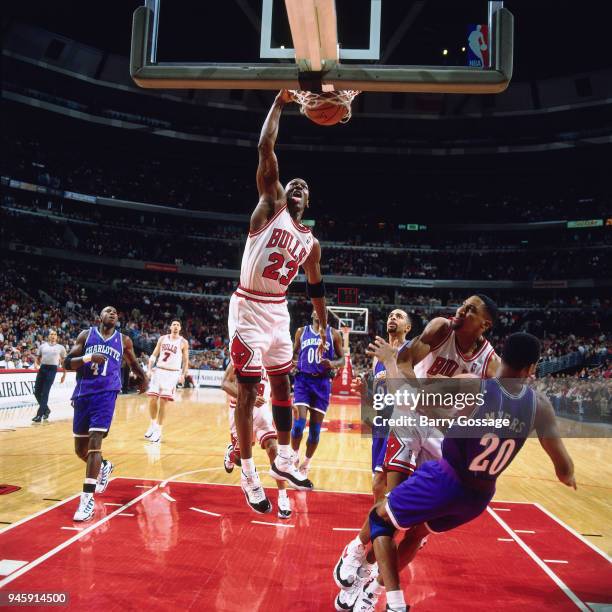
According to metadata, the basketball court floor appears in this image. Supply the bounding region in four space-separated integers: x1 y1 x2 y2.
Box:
1 388 610 610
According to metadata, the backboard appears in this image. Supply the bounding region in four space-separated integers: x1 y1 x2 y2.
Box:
131 1 513 94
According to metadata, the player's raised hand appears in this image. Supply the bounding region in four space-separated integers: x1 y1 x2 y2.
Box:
366 337 397 365
277 89 294 104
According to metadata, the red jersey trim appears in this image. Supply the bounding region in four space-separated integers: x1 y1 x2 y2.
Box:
248 204 287 238
290 217 312 234
455 335 490 362
234 291 286 304
237 285 286 298
428 325 453 353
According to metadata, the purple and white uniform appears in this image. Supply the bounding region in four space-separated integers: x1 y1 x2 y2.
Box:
386 377 536 533
293 325 335 414
72 327 123 436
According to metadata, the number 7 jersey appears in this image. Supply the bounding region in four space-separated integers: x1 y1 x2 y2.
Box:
238 205 314 297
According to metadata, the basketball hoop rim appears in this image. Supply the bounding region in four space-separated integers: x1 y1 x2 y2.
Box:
289 89 360 123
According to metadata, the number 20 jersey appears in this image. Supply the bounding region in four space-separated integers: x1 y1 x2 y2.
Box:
442 377 536 486
237 205 314 297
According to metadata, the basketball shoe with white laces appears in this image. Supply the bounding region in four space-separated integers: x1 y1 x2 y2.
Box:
149 426 162 443
334 563 379 610
224 444 235 473
73 492 95 522
352 580 382 612
277 494 292 519
241 469 272 514
270 454 313 490
95 460 114 494
334 540 366 589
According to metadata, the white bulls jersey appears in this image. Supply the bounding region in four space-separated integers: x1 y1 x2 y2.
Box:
237 205 314 298
228 370 271 409
157 335 184 371
414 326 496 379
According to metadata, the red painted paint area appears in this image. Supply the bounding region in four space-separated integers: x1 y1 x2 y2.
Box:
490 502 612 609
0 480 609 611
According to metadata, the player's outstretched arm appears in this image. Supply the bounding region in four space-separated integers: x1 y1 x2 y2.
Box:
329 329 346 369
534 392 576 489
123 335 148 393
63 330 104 370
252 90 293 232
302 239 327 352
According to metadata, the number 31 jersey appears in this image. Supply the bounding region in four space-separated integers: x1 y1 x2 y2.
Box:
238 205 314 297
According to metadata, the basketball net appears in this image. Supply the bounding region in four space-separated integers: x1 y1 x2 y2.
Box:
289 90 360 123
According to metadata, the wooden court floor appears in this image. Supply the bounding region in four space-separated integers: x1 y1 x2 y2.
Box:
1 388 611 555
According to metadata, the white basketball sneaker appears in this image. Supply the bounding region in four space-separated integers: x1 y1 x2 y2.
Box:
240 470 272 514
73 492 95 522
144 423 156 439
277 494 292 520
353 580 383 612
95 460 114 494
149 426 162 443
270 454 313 491
334 540 367 589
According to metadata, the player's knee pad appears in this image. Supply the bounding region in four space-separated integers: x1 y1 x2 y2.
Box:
369 508 395 541
307 421 322 444
291 416 307 438
272 405 293 432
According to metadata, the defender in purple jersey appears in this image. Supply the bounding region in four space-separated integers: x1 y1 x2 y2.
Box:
290 310 344 478
63 306 148 522
343 333 576 612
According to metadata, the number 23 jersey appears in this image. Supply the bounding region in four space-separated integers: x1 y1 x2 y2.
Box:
238 205 314 297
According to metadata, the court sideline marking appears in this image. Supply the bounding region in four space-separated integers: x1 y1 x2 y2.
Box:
487 507 588 611
0 485 159 589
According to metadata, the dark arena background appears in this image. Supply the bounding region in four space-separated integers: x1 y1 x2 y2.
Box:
0 1 610 610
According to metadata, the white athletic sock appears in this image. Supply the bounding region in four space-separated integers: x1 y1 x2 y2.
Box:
242 457 256 474
278 488 288 499
278 444 291 459
386 590 406 609
151 419 157 426
301 456 311 468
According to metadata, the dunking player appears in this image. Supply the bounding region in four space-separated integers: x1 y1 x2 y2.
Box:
64 306 147 521
348 332 576 612
228 90 328 513
291 310 345 477
335 295 500 607
145 320 189 443
222 364 291 519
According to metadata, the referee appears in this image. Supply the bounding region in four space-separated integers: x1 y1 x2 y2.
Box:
32 331 67 422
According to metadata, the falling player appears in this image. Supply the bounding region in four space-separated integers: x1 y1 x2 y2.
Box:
291 310 345 477
64 306 147 521
228 90 328 513
145 320 189 443
348 332 575 612
222 364 291 519
335 295 500 607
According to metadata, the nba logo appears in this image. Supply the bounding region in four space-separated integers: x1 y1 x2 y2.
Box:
467 24 489 68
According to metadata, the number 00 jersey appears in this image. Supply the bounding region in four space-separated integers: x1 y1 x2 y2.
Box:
237 205 314 299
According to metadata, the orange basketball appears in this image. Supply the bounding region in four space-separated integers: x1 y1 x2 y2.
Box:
304 94 348 126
